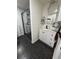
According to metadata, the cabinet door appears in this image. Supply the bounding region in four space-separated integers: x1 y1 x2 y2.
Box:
39 30 47 42
43 31 50 45
47 31 56 47
50 32 55 47
40 30 52 47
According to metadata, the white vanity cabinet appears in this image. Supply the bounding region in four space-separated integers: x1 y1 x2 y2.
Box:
39 29 57 48
29 0 60 44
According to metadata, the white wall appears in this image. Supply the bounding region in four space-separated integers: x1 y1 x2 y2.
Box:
42 2 49 17
30 0 43 43
42 1 58 17
56 7 61 21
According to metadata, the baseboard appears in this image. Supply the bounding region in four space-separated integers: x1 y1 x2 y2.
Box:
31 39 39 44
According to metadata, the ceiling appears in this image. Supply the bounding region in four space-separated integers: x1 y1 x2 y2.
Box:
39 0 50 5
17 0 50 9
17 0 57 10
39 0 58 5
17 0 29 10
